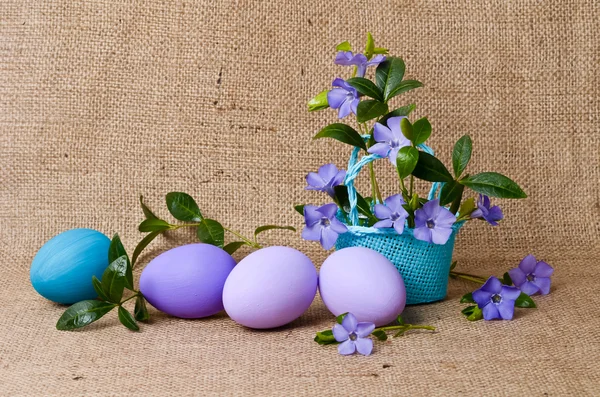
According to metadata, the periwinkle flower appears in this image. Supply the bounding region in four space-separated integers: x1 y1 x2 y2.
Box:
373 194 409 235
413 199 457 245
471 194 503 226
332 313 375 356
305 163 346 198
472 277 521 320
367 117 411 165
334 51 386 77
302 203 348 250
327 78 359 119
508 254 554 296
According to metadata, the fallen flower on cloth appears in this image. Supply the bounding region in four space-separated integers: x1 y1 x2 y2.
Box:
508 254 554 295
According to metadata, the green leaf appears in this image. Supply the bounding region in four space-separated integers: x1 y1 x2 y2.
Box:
118 306 139 331
372 329 388 341
356 100 388 123
314 330 339 345
223 241 247 255
313 123 367 151
138 218 171 233
379 104 416 125
346 77 384 101
461 305 476 316
467 306 483 321
502 272 513 286
92 276 111 302
254 225 296 238
166 192 203 222
458 197 476 219
412 117 432 145
134 295 150 322
450 261 457 271
396 146 419 179
294 204 305 215
460 172 527 199
460 292 475 304
400 118 414 141
364 32 375 59
56 300 117 330
333 186 376 224
101 256 128 303
452 135 473 178
375 57 406 101
139 195 158 220
373 47 389 55
396 316 405 325
336 312 349 324
307 89 330 112
386 80 423 101
515 293 537 308
412 151 454 182
439 180 465 206
197 219 225 247
108 235 133 290
335 41 352 51
132 230 161 267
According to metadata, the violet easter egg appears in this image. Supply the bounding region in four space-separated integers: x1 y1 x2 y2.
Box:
139 243 236 319
222 246 318 329
318 247 406 327
30 228 111 304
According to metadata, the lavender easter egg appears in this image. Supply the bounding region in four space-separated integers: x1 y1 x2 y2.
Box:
139 243 236 319
222 246 318 329
319 247 406 327
30 228 111 304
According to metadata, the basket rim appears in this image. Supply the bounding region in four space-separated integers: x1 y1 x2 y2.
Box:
341 219 465 238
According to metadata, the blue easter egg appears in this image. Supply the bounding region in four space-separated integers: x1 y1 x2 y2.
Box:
30 229 111 304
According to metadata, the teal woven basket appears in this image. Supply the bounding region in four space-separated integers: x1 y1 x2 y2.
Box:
335 143 463 305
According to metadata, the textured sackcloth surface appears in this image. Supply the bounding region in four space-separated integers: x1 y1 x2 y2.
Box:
1 0 599 396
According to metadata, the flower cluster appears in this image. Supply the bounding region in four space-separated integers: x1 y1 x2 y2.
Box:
301 33 526 251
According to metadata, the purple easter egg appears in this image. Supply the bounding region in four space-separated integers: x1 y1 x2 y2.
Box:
139 243 236 319
319 247 406 327
222 246 318 329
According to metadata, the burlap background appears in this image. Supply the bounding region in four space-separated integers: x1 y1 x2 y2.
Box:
1 0 599 395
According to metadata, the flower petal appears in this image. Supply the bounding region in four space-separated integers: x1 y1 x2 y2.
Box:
533 277 551 295
386 116 406 136
422 199 441 219
435 207 457 227
487 206 503 222
355 337 373 356
306 172 325 189
350 98 359 115
481 276 503 294
497 301 515 320
472 289 493 308
534 261 554 278
388 147 401 165
301 224 322 242
337 339 356 355
412 226 432 243
385 194 405 212
355 322 376 338
303 205 321 226
338 99 353 119
414 207 429 226
318 203 339 219
373 219 394 229
332 323 349 342
507 268 526 287
470 208 483 219
318 163 339 182
500 285 522 301
367 142 390 157
341 313 358 333
393 220 405 235
429 226 453 245
482 303 500 320
334 51 354 66
329 218 348 234
355 64 367 78
320 227 339 250
367 54 386 66
519 281 540 296
331 170 347 187
374 204 393 220
373 123 393 143
327 88 348 109
519 254 537 274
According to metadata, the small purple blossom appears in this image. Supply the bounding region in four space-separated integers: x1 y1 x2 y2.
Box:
367 117 411 165
305 164 346 198
413 199 457 245
471 194 503 226
332 313 375 356
302 203 348 250
373 194 409 235
508 255 554 296
334 51 386 77
327 78 359 119
472 277 521 320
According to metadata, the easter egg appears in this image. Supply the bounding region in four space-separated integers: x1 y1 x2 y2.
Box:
30 228 111 304
222 246 318 329
139 243 236 319
318 247 406 327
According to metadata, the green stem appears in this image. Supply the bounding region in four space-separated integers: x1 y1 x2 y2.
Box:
170 223 200 230
224 227 261 248
409 175 414 197
120 292 140 305
450 271 487 284
376 324 436 333
368 162 383 203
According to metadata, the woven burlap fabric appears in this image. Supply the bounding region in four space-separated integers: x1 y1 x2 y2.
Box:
1 0 599 395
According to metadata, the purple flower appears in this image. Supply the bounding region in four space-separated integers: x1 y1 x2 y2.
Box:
305 164 346 198
471 194 503 226
332 313 375 356
334 51 386 77
373 194 409 235
302 203 348 250
413 199 457 245
472 277 521 320
327 78 359 119
367 117 411 165
508 255 554 296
